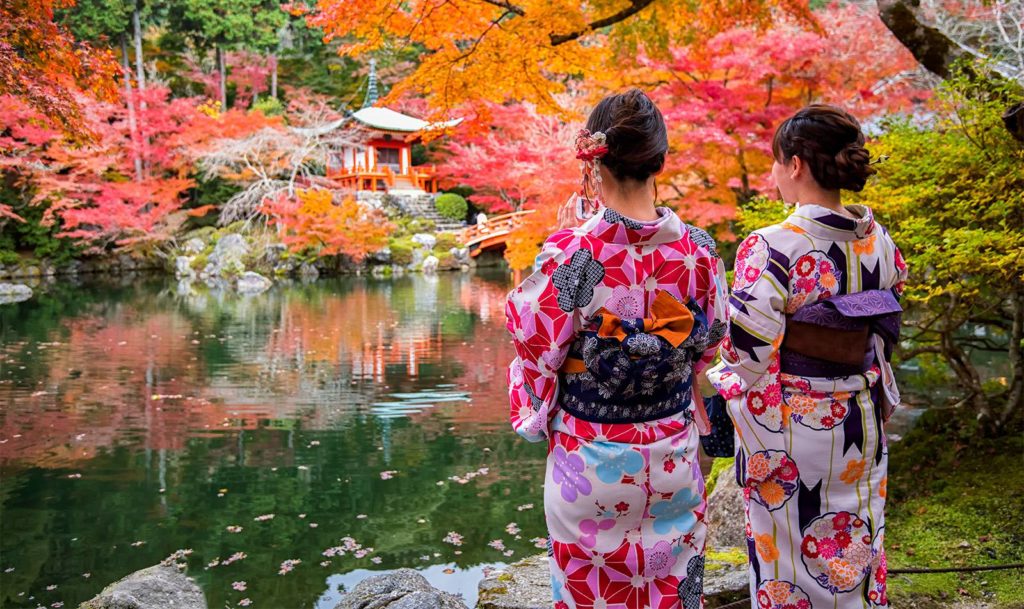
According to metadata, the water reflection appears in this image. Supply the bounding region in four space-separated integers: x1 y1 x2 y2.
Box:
0 271 540 609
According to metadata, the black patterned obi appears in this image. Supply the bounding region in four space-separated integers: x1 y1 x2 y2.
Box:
558 290 724 424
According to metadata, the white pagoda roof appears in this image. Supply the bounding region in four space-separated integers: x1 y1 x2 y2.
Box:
351 107 462 133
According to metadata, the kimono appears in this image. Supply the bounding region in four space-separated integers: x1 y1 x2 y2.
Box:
506 207 729 609
706 204 908 609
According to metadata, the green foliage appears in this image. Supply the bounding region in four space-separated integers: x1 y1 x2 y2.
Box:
166 0 284 52
434 232 459 252
59 0 134 43
251 95 284 115
0 187 82 266
388 237 415 266
734 195 788 239
435 193 468 221
851 67 1023 420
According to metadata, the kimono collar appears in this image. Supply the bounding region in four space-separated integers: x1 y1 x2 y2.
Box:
786 203 877 241
585 206 685 246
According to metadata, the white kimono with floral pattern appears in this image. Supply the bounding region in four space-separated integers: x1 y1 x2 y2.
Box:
707 204 908 609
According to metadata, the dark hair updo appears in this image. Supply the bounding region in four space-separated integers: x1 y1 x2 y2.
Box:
585 88 668 182
772 104 876 192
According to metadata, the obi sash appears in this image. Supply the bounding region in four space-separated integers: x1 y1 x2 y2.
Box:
780 288 903 418
558 290 719 424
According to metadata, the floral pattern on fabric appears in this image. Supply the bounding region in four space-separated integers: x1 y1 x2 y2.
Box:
508 206 728 609
784 389 850 430
734 233 771 291
707 204 906 609
756 579 812 609
787 250 841 313
745 450 799 512
801 512 873 593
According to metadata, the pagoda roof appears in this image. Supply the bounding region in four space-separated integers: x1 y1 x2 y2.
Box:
351 107 461 133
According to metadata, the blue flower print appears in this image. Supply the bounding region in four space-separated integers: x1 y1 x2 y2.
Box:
650 488 702 535
581 441 644 484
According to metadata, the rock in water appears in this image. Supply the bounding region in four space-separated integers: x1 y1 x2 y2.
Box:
175 256 195 279
706 463 746 549
78 564 206 609
207 233 249 276
333 569 467 609
299 263 320 280
0 283 33 304
236 272 272 294
422 255 439 273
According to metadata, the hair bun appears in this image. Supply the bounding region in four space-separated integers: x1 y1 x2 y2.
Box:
585 88 668 182
833 141 875 192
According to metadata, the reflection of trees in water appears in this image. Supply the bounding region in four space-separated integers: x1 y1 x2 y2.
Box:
0 273 516 466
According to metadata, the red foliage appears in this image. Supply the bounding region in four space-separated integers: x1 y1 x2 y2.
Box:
1 87 271 251
0 0 118 136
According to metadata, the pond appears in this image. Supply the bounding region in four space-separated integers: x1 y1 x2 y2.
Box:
0 270 545 609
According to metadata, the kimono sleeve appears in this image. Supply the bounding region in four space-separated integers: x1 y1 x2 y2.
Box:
505 238 580 442
706 231 788 399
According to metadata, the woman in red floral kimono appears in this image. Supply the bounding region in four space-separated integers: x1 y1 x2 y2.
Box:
707 105 908 609
505 89 728 609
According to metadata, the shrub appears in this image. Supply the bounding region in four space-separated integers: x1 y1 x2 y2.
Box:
435 193 468 221
388 238 415 266
435 232 459 251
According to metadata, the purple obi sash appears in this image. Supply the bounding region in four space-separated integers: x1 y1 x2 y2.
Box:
780 289 903 378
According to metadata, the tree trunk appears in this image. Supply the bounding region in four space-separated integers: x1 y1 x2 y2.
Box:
1000 290 1024 427
132 3 146 93
217 45 228 109
120 35 143 182
877 0 963 78
270 53 278 99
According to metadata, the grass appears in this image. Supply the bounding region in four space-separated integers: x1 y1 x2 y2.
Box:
886 408 1024 608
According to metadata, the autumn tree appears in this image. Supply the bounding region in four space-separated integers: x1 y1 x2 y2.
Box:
439 100 579 269
633 3 930 234
309 0 819 117
262 188 392 260
0 0 118 135
196 94 362 223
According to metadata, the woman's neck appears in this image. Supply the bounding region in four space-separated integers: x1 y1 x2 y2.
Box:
602 180 658 222
793 187 856 218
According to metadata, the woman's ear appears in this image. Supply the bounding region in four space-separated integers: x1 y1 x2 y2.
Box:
790 156 804 181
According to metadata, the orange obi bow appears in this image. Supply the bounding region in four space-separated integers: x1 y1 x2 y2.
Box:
561 290 695 374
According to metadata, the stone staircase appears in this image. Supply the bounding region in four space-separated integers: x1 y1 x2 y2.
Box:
355 191 465 232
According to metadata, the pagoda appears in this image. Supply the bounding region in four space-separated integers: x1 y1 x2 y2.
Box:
327 60 459 194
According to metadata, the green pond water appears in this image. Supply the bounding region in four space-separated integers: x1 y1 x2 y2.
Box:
0 270 545 609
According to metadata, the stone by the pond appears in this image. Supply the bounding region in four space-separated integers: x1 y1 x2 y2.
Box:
299 262 320 280
706 463 746 549
175 256 194 279
333 569 468 609
183 238 205 255
78 564 206 609
236 272 272 294
412 233 437 250
477 552 748 609
422 255 440 273
0 283 33 304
